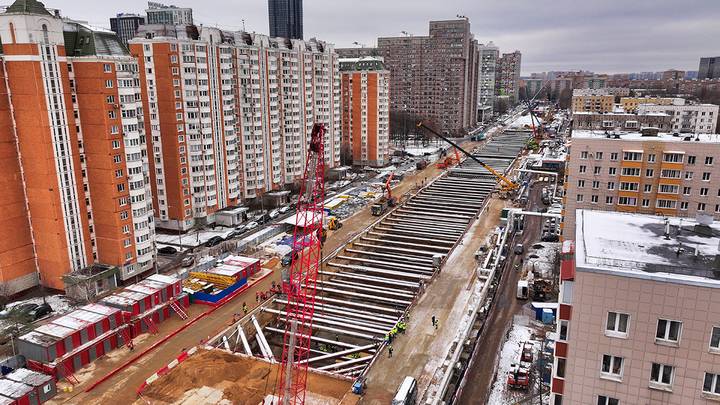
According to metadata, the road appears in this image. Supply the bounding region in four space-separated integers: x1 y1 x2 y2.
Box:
455 176 545 405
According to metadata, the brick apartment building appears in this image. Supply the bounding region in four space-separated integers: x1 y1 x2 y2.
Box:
571 94 615 113
0 0 156 293
563 130 720 241
130 25 341 231
638 103 719 134
377 19 479 135
496 50 521 103
552 210 720 405
340 57 390 167
620 96 678 113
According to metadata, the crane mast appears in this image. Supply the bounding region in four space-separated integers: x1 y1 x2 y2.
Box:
277 123 326 405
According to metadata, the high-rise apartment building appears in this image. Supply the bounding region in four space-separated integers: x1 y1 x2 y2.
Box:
571 94 615 113
0 0 156 293
478 42 499 121
268 0 303 40
637 103 719 134
335 47 378 59
562 130 720 241
145 1 193 26
130 26 341 230
340 57 390 167
496 50 521 103
110 13 145 46
699 56 720 80
553 209 720 405
377 19 479 135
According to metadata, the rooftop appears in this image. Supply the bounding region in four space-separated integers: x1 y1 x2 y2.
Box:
4 0 51 15
572 129 720 144
575 209 720 287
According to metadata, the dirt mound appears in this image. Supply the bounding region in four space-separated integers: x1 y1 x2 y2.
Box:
142 349 351 404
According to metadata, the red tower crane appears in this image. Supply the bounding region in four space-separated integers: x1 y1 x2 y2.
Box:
277 123 326 405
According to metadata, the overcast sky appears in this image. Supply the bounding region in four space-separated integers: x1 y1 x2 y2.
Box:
49 0 720 75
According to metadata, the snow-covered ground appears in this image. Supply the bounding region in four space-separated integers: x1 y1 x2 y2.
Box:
155 228 234 248
402 146 441 157
510 114 543 129
0 295 76 332
488 315 540 405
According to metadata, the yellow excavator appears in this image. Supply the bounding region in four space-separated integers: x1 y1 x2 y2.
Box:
416 122 519 193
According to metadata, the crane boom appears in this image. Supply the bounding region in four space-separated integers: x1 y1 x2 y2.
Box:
277 123 326 405
416 122 518 190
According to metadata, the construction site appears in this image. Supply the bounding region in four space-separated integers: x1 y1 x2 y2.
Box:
120 118 538 404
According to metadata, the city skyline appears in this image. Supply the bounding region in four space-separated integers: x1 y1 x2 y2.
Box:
46 0 720 75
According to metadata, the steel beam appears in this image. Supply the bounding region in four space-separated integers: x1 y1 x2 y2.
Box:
353 242 439 257
344 249 434 264
314 295 401 315
319 270 420 289
265 326 363 350
374 226 458 241
328 262 432 281
316 279 415 300
275 298 399 323
316 355 373 371
361 237 452 252
336 256 434 273
368 231 456 246
301 344 377 365
238 325 252 356
311 284 413 306
252 315 275 362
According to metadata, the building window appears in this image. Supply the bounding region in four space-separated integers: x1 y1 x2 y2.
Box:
650 363 674 389
606 312 629 338
707 156 715 165
699 202 707 211
592 181 600 189
688 155 697 165
663 153 684 163
606 196 614 204
607 182 615 190
596 152 603 160
577 194 584 202
597 396 619 405
594 166 601 175
105 80 114 88
106 95 115 104
621 167 640 176
115 169 123 178
579 165 587 173
644 184 653 193
559 320 568 341
701 187 710 196
641 198 650 207
681 201 689 210
113 155 122 163
646 169 654 177
117 183 125 192
119 197 128 206
647 153 656 163
620 182 638 191
120 211 128 220
122 225 130 234
656 319 682 344
111 140 120 149
578 180 585 188
581 151 588 159
704 172 712 181
710 327 720 352
657 199 677 209
685 171 694 180
683 186 692 195
623 151 642 161
608 167 617 176
704 373 720 396
601 355 623 380
610 152 618 161
556 358 566 378
591 195 598 203
103 63 112 73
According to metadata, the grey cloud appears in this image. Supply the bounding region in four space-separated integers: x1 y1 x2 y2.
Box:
50 0 720 74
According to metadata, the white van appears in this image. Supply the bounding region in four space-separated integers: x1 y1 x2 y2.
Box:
391 376 417 405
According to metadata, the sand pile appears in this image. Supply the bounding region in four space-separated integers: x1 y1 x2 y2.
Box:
142 349 351 404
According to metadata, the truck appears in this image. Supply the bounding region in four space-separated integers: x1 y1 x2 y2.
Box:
506 364 530 390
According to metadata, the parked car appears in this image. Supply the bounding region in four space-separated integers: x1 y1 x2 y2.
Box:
269 209 281 219
245 221 259 231
158 246 178 255
205 236 224 247
278 205 291 214
181 256 195 267
0 303 36 320
29 303 52 321
0 302 52 322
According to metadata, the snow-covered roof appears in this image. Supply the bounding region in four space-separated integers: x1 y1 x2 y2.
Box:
18 330 59 346
0 379 32 398
34 323 75 339
101 294 137 307
51 313 92 331
5 368 52 387
147 274 180 285
126 284 160 296
575 209 720 287
81 303 119 317
68 309 105 324
572 130 720 143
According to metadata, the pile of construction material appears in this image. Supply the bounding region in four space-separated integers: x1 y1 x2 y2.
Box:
185 255 261 304
17 274 187 381
0 368 56 404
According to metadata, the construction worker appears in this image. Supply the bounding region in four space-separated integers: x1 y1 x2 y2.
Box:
242 302 248 315
388 345 394 358
384 333 390 344
431 315 436 327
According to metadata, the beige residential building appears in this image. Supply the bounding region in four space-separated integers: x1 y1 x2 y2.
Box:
621 96 679 113
552 209 720 405
572 112 672 132
563 130 720 240
571 94 615 113
638 103 719 134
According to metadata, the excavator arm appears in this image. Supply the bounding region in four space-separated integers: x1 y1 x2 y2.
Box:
416 122 518 191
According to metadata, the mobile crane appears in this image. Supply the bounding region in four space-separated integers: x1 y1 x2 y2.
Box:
277 123 326 405
371 172 397 216
416 122 519 192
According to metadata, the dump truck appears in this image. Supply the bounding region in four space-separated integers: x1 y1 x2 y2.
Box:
371 173 396 216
